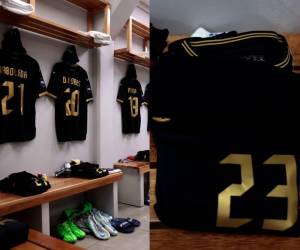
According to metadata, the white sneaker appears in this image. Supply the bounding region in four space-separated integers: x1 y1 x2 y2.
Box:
2 0 33 16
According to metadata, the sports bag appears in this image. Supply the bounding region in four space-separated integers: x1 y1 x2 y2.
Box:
0 171 51 196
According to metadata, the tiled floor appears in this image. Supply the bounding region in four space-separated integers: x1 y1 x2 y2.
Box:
75 203 149 250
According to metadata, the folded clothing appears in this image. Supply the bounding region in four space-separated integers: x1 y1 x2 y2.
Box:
2 0 34 16
0 171 51 196
0 218 29 249
86 31 112 45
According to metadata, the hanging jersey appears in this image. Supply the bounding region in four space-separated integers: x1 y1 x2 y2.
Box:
142 83 151 131
0 50 47 143
117 78 143 134
47 62 93 142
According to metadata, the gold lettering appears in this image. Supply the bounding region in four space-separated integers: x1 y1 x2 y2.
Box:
217 154 254 228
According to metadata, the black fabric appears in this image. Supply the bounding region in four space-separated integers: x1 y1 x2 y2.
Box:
0 171 51 196
47 61 93 142
0 219 28 250
117 64 143 134
0 32 46 143
135 150 149 161
150 24 169 64
62 45 80 65
70 162 109 179
151 43 300 235
142 83 151 131
2 28 26 55
168 31 292 72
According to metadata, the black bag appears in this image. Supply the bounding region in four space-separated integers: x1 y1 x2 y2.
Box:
0 219 28 249
0 171 51 196
71 162 109 179
135 150 150 161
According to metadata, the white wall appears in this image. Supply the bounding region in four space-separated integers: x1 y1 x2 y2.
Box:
151 0 300 35
0 2 97 179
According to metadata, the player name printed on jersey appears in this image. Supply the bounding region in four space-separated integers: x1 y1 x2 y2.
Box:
117 64 143 134
47 62 93 142
0 49 47 143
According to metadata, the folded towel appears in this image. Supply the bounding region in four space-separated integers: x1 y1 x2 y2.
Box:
2 0 33 15
87 31 112 45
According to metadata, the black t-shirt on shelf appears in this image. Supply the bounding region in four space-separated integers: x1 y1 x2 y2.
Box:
47 62 93 142
0 49 47 143
117 77 143 134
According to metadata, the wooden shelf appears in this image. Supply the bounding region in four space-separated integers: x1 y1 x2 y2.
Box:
114 48 150 68
0 173 122 216
65 0 108 11
0 0 111 48
114 17 150 68
131 18 150 39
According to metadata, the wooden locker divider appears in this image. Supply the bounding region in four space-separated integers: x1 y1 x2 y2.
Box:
114 16 150 68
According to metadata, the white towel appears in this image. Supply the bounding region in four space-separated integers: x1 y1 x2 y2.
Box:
87 31 112 45
2 0 33 15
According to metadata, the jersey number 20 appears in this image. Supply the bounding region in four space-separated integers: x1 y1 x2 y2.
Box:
64 88 80 117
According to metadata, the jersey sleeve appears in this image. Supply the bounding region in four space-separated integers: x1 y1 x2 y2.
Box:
138 82 143 106
47 65 60 99
83 71 93 103
142 83 150 106
33 62 47 98
117 79 127 103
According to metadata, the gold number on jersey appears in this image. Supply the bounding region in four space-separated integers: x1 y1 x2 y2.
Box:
1 81 24 116
217 154 254 227
64 88 80 117
1 81 14 115
217 154 298 231
18 84 24 115
262 155 297 231
128 96 139 118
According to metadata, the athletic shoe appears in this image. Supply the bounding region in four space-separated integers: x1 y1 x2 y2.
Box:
2 0 33 15
98 210 113 221
57 222 77 243
66 220 86 239
75 215 91 234
92 208 118 236
86 214 110 240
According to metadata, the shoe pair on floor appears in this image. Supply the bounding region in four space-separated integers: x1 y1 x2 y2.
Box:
0 0 33 15
76 208 118 240
57 220 86 244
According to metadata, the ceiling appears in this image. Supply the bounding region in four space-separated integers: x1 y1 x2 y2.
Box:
151 0 300 35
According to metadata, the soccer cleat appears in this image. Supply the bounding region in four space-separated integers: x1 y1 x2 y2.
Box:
57 222 77 243
2 0 33 15
75 215 91 234
86 214 110 240
66 220 86 239
92 208 118 236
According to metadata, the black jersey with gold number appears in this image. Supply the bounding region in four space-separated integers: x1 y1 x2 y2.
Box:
47 62 93 142
0 50 47 143
117 65 143 134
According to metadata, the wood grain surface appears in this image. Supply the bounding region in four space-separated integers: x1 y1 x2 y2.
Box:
151 228 300 250
0 173 122 216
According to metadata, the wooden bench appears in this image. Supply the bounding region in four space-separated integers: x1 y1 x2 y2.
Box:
12 229 83 250
114 161 150 207
0 173 123 234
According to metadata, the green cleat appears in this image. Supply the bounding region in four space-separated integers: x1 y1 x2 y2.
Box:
57 222 77 243
66 220 86 239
